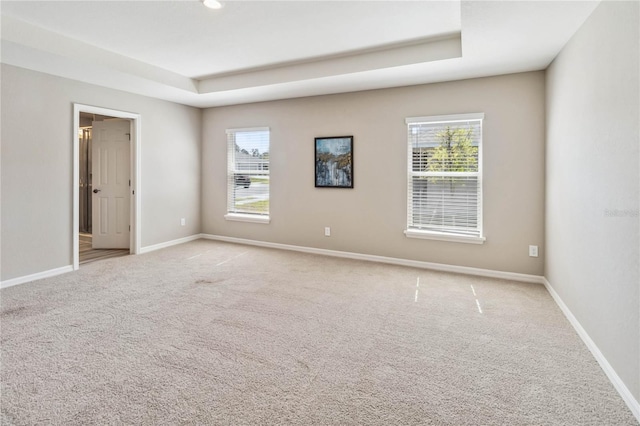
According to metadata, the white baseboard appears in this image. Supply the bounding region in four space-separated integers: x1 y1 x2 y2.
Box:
201 234 545 284
2 235 636 422
203 234 638 420
139 234 202 254
1 265 74 289
543 278 640 422
1 234 202 289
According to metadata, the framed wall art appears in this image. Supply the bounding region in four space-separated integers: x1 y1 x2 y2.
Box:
314 136 353 188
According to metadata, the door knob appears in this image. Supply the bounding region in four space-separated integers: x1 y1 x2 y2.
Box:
93 189 101 193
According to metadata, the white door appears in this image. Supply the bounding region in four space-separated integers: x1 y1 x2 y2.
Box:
91 119 131 249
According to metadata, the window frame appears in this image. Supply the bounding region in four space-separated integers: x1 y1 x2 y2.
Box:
404 113 485 244
224 126 270 224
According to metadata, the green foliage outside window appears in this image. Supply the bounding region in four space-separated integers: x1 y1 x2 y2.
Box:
428 126 478 173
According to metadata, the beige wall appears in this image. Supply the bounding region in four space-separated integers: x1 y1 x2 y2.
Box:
1 64 202 281
546 1 639 401
202 72 545 275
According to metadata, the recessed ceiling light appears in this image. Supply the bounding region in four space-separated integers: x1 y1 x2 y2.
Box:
203 0 223 9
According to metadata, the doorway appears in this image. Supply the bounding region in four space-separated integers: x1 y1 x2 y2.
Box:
73 104 141 270
78 113 130 264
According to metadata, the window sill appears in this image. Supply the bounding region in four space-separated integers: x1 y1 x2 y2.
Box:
404 229 485 245
225 213 270 224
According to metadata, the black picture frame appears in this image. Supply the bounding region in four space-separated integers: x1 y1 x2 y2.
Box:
314 136 354 188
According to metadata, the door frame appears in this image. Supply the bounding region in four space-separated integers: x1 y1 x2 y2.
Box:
72 103 141 270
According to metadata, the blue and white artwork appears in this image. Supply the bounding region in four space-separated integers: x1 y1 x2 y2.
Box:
315 136 353 188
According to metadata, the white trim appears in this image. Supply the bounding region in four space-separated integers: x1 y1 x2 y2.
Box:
226 126 269 134
132 116 142 256
404 229 486 244
478 117 484 240
72 104 142 270
405 112 485 124
226 128 270 218
73 106 80 268
543 278 640 422
139 234 202 254
412 171 479 177
201 234 543 284
1 265 74 289
224 213 270 224
406 114 484 240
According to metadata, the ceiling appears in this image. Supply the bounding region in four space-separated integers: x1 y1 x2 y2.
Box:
1 0 600 108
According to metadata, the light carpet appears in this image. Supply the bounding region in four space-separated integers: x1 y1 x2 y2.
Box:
1 240 637 425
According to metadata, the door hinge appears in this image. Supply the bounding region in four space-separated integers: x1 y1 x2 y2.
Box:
129 225 131 231
125 133 131 141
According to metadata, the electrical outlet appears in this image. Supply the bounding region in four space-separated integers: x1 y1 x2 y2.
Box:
180 218 186 226
529 245 538 257
324 227 331 237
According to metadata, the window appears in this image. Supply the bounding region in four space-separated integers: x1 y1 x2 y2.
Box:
225 127 270 224
405 113 485 244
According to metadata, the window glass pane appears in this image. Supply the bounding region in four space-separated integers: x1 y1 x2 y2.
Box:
228 129 269 216
234 130 269 171
231 177 269 214
411 176 479 235
410 121 479 173
407 116 482 238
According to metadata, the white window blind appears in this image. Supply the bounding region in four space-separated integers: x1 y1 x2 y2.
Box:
406 114 484 240
226 127 269 217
